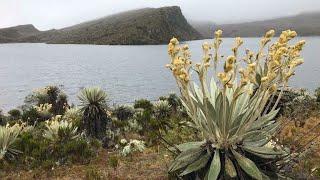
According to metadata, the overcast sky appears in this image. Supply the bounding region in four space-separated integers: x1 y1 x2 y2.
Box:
1 0 320 30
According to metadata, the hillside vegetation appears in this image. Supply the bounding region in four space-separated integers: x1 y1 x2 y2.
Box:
0 25 40 43
0 6 202 45
192 12 320 38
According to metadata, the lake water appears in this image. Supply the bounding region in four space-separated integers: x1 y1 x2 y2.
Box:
0 37 319 111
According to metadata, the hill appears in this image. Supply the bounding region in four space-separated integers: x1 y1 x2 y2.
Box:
0 6 202 45
0 24 40 43
192 12 320 38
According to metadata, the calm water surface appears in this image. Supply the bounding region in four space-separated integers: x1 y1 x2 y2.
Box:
0 37 319 111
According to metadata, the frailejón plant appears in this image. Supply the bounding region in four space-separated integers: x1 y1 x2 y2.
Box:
43 115 79 142
166 29 305 179
78 87 109 139
0 123 23 160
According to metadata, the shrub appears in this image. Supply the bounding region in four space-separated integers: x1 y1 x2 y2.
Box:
113 105 134 121
111 118 128 130
0 110 7 126
315 87 320 103
127 118 142 132
165 29 305 179
14 130 95 168
106 128 120 146
24 86 69 115
7 109 21 120
78 87 109 140
14 130 44 157
281 89 319 124
167 93 182 112
90 138 102 149
12 130 49 168
55 93 69 115
134 108 152 133
21 107 40 124
34 103 53 120
133 99 153 111
57 138 95 163
153 100 171 120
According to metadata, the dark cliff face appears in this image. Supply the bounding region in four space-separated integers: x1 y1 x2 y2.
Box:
0 6 202 45
45 6 203 45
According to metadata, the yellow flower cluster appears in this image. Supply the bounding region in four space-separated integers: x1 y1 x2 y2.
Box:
266 30 305 83
217 56 237 87
232 37 244 56
238 62 258 87
261 29 275 46
168 38 180 56
237 29 305 88
166 37 192 84
202 42 211 64
167 29 305 93
243 49 255 64
213 30 223 62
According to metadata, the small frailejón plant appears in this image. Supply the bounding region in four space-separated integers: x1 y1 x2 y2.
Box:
0 124 23 161
43 115 79 143
78 87 109 140
166 30 305 179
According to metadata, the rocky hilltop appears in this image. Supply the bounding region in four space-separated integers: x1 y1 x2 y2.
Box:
0 24 40 43
192 12 320 38
0 6 202 45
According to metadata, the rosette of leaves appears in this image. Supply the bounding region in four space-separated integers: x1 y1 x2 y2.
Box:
43 115 79 143
113 105 134 121
166 29 305 179
154 100 171 120
78 87 109 139
0 124 23 160
63 107 82 127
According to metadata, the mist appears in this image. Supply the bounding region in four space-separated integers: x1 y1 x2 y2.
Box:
1 0 320 30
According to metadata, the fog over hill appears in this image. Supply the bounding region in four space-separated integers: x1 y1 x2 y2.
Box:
191 12 320 38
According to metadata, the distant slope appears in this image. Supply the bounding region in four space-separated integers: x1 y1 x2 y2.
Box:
188 20 216 38
0 24 40 43
192 12 320 38
0 6 202 45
